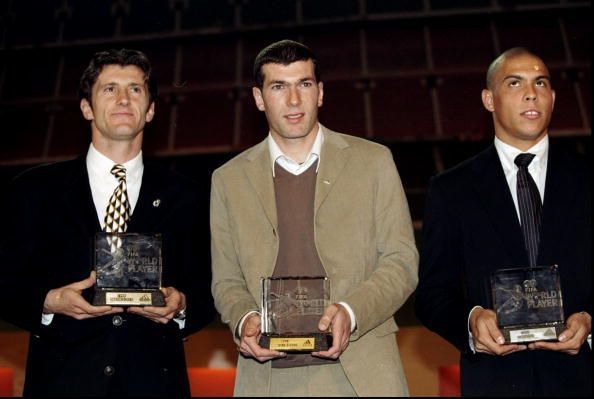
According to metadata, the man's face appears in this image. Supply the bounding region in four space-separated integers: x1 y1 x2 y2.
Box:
80 64 155 144
252 59 323 143
481 53 555 150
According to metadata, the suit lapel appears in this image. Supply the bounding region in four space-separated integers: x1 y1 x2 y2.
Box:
63 158 102 236
472 146 528 265
241 128 351 228
538 145 575 264
315 127 350 213
245 140 278 229
127 163 168 232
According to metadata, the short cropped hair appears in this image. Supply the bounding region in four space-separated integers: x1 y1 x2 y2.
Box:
253 39 320 87
78 48 157 104
486 47 543 90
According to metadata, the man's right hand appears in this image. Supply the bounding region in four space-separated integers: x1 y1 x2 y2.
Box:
238 313 286 362
42 271 123 319
469 307 527 356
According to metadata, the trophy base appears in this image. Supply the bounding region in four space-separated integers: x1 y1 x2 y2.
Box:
92 288 165 306
503 322 565 343
259 333 333 352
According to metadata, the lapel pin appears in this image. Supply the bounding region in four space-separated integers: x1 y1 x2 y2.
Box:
152 199 161 207
323 180 331 185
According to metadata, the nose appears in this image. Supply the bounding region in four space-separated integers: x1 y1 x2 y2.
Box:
288 86 301 106
524 86 537 102
117 90 130 105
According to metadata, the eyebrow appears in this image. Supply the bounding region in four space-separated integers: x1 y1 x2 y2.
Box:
503 74 551 82
267 77 315 86
98 81 145 90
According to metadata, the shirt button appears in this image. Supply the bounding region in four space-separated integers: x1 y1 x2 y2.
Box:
112 315 123 326
104 365 115 376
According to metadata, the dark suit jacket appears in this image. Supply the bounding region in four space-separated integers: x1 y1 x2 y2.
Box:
0 156 214 397
415 142 591 396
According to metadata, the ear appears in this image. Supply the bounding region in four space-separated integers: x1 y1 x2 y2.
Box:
551 90 556 112
317 81 324 107
252 87 265 111
481 89 494 112
80 99 94 121
145 102 155 123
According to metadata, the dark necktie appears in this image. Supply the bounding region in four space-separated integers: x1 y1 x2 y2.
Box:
514 153 542 267
105 164 131 250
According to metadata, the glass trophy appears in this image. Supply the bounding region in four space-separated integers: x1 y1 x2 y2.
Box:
491 265 564 343
92 232 165 306
259 276 333 352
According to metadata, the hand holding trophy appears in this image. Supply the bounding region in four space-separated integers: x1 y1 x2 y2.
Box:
93 232 165 307
259 276 333 352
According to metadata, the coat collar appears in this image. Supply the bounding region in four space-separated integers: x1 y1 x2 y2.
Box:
243 124 352 229
62 157 177 236
538 143 579 263
127 161 175 233
315 125 351 213
472 143 579 266
62 156 102 238
471 145 528 265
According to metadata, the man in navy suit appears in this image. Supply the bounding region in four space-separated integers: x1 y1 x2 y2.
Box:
0 49 214 396
415 47 591 396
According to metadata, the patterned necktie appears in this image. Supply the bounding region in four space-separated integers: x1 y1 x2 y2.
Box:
105 164 131 250
514 153 542 267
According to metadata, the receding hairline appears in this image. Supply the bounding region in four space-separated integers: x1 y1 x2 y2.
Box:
486 47 545 90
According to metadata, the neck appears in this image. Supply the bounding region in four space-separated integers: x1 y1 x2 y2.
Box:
272 126 318 164
92 136 143 164
495 132 546 152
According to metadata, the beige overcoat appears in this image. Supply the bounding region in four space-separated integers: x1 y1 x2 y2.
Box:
210 125 419 396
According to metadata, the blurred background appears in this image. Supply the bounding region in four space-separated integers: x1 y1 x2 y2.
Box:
0 0 591 396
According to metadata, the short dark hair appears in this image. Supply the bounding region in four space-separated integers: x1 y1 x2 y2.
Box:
253 39 320 87
78 48 157 104
486 47 544 90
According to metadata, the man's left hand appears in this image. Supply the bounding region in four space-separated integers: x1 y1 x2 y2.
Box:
528 311 591 355
312 303 351 359
127 287 186 324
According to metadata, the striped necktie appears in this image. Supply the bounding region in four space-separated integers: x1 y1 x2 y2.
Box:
514 153 542 267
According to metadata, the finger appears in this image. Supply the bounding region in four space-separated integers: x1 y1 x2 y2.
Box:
141 305 177 316
162 286 181 301
61 290 106 314
126 307 170 324
485 322 505 345
127 306 170 318
558 327 577 343
313 333 342 359
241 336 284 360
529 340 565 352
318 304 338 331
86 305 119 314
77 306 124 319
312 347 341 359
500 344 527 356
69 272 98 291
316 333 348 359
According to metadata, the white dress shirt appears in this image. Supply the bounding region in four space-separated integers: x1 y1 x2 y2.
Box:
269 126 323 176
494 135 548 222
87 143 144 228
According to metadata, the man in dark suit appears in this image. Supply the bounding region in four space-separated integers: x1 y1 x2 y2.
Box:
415 47 591 396
0 49 214 396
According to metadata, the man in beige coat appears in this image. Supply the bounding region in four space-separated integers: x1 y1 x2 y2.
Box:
210 39 418 396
